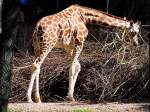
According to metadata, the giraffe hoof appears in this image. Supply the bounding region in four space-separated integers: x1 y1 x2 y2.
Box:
36 100 42 103
66 96 76 102
27 100 34 103
35 96 41 103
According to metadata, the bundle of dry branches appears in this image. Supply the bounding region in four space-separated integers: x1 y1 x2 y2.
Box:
10 27 149 103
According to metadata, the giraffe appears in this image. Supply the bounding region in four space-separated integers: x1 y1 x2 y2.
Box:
27 4 140 103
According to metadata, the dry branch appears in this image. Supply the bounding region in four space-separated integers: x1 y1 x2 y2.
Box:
10 27 149 103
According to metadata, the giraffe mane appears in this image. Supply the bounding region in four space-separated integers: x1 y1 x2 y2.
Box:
74 4 129 22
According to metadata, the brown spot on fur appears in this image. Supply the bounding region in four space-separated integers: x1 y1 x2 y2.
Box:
65 28 70 34
50 33 55 37
60 19 66 24
48 26 53 31
68 8 73 13
47 20 52 24
72 6 77 11
53 23 58 27
64 25 69 29
55 15 59 19
66 12 71 16
79 9 84 13
53 18 58 22
63 13 68 18
47 16 53 20
78 31 83 36
58 14 63 18
42 26 47 30
53 28 57 31
52 39 57 43
44 33 49 37
47 38 52 42
40 22 46 26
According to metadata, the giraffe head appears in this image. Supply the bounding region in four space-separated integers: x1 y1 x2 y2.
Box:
129 21 141 33
129 21 141 45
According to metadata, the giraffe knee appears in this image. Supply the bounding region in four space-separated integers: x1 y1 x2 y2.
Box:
31 64 40 73
31 64 37 72
75 61 81 73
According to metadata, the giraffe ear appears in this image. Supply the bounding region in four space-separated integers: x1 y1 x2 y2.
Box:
130 20 134 27
135 21 141 26
134 21 141 30
131 21 141 33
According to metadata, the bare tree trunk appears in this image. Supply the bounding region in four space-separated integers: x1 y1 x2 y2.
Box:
0 0 19 111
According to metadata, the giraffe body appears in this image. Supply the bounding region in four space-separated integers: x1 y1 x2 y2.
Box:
27 4 140 103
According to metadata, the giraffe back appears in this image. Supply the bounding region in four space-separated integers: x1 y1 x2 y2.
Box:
32 5 88 56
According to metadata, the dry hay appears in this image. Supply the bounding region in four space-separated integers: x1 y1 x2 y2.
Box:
10 28 149 103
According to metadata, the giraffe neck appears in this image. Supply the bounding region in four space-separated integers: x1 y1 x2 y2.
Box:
74 5 131 28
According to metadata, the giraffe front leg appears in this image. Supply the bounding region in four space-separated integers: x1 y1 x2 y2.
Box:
67 60 81 102
67 44 83 102
67 62 76 102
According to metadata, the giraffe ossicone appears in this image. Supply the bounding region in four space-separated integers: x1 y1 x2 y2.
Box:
27 4 140 103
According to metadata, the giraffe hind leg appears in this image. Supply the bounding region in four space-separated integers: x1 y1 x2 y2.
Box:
27 48 52 103
35 69 41 103
27 59 40 103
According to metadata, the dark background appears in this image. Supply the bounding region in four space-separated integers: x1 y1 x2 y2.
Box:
21 0 150 24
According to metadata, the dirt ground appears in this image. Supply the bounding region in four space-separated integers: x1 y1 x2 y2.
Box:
9 102 150 112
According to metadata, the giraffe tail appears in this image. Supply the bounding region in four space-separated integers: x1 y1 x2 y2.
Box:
32 25 43 57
